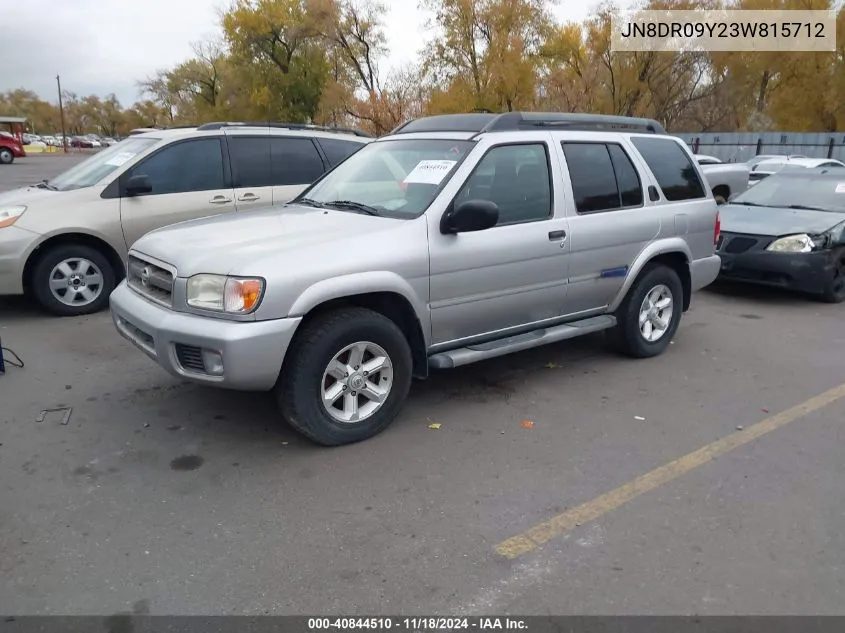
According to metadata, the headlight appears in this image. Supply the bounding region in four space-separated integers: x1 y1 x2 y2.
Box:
0 205 26 228
765 234 816 253
186 274 264 313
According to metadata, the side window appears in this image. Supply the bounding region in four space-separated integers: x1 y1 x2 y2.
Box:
630 137 706 201
228 136 271 187
561 142 621 213
317 138 365 166
128 138 225 195
269 137 326 186
607 144 644 207
456 143 552 226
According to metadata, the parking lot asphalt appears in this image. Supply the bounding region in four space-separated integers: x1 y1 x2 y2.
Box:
3 157 845 616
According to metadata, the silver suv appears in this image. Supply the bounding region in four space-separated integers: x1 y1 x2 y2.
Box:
0 122 371 316
110 112 722 446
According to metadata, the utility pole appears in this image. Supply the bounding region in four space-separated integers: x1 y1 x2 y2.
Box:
57 74 68 153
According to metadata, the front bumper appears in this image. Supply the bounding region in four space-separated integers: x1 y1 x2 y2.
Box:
0 225 38 295
109 281 302 391
717 248 833 294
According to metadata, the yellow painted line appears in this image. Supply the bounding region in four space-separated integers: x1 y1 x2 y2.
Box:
494 381 845 560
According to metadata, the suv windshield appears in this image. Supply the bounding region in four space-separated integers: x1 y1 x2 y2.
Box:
49 137 159 191
732 173 845 212
294 138 475 217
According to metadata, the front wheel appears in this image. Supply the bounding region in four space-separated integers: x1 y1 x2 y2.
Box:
276 307 413 446
819 251 845 303
30 244 116 316
0 148 14 164
607 263 684 358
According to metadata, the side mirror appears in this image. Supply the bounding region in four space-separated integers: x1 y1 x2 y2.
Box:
440 199 499 234
125 174 152 196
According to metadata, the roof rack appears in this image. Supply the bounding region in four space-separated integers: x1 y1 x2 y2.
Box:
391 112 667 136
195 121 373 138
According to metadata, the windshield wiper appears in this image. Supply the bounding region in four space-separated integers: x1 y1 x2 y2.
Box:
734 201 765 206
788 204 830 212
290 197 325 208
324 200 381 216
35 179 57 191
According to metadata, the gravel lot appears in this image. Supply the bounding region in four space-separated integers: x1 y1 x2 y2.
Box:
3 156 845 616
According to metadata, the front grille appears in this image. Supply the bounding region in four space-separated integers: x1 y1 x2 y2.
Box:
175 344 206 373
717 232 771 255
127 255 174 306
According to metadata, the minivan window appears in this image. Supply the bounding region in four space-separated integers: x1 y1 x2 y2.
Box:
270 137 326 185
318 138 365 166
127 138 226 195
228 136 272 187
631 137 706 201
49 137 157 191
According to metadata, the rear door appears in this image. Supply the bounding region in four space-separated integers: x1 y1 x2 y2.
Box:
554 136 659 315
226 133 274 211
119 137 235 248
269 136 329 204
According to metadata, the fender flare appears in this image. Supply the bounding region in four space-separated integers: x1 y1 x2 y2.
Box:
607 238 692 312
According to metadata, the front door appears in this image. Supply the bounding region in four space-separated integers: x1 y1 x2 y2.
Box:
119 137 235 248
427 141 571 346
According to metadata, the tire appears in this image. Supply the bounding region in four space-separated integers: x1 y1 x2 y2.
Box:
607 263 684 358
275 307 413 446
714 195 727 205
0 148 14 165
31 244 116 316
819 250 845 304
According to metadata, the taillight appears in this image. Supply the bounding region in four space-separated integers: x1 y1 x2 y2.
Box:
714 210 721 246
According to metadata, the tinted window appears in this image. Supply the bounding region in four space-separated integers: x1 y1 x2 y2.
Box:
630 137 706 201
270 137 326 185
457 144 551 225
607 144 643 207
562 143 620 213
129 139 225 195
228 136 271 187
318 138 365 166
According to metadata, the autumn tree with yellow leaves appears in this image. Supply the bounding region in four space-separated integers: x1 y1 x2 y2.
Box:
3 0 844 135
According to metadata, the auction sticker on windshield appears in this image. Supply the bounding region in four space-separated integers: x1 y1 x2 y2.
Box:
104 152 137 167
835 183 845 193
403 160 457 185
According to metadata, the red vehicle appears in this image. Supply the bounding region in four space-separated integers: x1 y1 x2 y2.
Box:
0 116 27 164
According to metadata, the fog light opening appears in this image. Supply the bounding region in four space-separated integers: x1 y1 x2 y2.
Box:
201 349 224 376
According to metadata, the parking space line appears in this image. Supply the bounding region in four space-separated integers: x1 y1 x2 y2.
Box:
494 381 845 560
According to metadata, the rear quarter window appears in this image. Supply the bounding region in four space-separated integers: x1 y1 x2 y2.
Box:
631 137 706 201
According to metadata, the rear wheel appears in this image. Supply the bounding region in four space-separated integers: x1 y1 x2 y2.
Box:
31 244 116 316
275 307 413 446
607 263 683 358
0 148 14 164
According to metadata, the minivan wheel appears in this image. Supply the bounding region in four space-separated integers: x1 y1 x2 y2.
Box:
608 263 683 358
31 244 116 316
276 307 413 446
0 148 14 164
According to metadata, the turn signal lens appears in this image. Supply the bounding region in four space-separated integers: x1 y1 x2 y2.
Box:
224 277 264 313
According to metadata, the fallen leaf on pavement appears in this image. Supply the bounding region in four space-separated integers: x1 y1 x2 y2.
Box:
520 420 534 429
634 416 645 421
545 362 559 369
428 423 442 430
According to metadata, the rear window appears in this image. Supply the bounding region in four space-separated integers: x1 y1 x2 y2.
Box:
631 137 706 201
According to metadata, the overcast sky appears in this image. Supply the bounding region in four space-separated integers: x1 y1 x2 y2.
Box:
1 0 602 107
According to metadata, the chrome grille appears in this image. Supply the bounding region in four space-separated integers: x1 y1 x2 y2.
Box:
127 255 174 306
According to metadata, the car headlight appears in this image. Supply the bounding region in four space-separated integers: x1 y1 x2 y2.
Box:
0 205 26 228
186 274 264 313
765 234 816 253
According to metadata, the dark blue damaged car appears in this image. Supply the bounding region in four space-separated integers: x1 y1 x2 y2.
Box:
716 167 845 303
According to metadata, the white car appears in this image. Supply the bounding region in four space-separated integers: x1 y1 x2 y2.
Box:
748 157 845 186
695 154 723 165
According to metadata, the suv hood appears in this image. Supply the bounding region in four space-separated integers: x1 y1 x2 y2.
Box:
720 203 845 237
132 204 414 276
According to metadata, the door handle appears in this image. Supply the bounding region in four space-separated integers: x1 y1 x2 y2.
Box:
548 230 567 240
238 193 260 202
209 196 232 205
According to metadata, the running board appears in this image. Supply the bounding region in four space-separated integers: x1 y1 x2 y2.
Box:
428 315 617 370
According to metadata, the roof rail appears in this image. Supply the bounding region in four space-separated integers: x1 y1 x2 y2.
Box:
391 112 667 136
195 121 373 138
